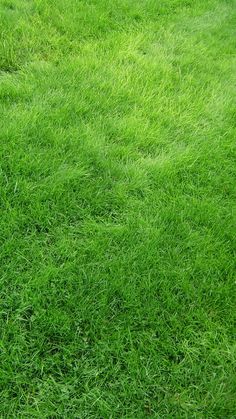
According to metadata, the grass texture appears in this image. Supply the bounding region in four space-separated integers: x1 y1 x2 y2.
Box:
0 0 236 417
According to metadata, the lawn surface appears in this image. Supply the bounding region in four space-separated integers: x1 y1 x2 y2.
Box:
0 0 236 417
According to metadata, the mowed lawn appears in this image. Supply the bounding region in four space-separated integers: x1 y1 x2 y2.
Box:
0 0 236 417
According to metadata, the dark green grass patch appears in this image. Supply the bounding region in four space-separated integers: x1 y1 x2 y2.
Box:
0 0 236 417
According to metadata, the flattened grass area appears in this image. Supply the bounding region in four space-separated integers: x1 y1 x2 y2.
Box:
0 0 236 416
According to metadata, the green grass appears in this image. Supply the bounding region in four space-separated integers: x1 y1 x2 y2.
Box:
0 0 236 417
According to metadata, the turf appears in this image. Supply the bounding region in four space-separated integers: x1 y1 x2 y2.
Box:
0 0 236 417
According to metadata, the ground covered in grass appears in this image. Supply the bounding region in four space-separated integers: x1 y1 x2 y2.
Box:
0 0 236 417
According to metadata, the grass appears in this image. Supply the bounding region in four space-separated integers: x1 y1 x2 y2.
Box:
0 0 236 417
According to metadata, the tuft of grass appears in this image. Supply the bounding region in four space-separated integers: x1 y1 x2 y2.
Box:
0 0 236 417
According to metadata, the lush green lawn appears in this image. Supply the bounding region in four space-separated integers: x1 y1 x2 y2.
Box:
0 0 236 417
